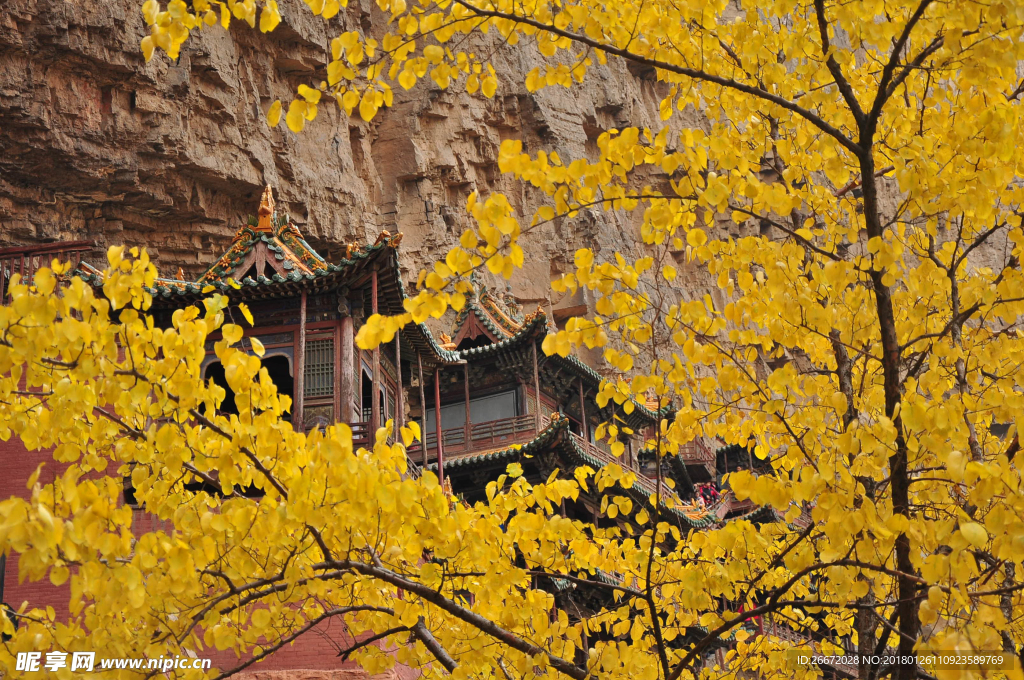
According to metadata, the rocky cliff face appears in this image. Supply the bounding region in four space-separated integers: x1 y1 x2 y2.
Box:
0 0 677 312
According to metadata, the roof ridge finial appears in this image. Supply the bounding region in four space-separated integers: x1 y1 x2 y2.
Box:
256 185 275 233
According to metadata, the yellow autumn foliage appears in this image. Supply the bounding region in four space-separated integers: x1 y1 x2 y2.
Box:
9 0 1024 677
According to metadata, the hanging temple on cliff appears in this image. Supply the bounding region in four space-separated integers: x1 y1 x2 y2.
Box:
9 187 764 522
0 187 829 674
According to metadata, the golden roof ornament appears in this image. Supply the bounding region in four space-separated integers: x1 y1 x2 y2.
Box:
524 305 545 323
175 267 185 281
255 185 275 233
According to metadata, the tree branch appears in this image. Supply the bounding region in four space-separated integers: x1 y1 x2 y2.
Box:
338 626 410 660
411 616 459 673
866 0 937 129
451 0 862 155
813 0 865 123
317 559 588 680
205 607 367 680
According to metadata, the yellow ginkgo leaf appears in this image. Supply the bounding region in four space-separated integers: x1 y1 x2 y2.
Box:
961 522 988 548
222 324 243 345
686 228 708 247
479 75 495 97
251 609 271 628
297 84 321 104
238 302 254 326
359 89 379 121
398 68 417 90
259 0 280 32
286 100 306 132
267 100 282 127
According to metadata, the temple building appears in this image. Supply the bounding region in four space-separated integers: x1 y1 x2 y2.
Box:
69 187 747 525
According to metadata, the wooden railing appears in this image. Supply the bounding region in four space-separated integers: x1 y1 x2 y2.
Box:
408 414 539 461
679 439 716 466
726 497 756 515
570 431 696 502
351 421 371 449
0 241 94 303
712 493 732 519
403 413 682 503
570 431 622 467
396 414 725 522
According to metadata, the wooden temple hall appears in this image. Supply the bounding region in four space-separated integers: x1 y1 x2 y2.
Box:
67 187 728 525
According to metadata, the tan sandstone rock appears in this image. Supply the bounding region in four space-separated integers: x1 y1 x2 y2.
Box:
0 0 680 316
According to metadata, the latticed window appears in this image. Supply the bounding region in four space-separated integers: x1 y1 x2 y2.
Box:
304 337 334 397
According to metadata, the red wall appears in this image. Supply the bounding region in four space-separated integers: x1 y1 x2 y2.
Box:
1 436 74 619
1 436 414 677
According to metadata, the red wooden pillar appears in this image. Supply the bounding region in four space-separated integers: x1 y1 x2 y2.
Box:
532 342 542 433
577 377 587 443
418 354 428 466
333 318 342 423
371 269 380 435
463 362 471 450
295 289 307 431
434 367 444 484
395 332 403 439
339 308 355 422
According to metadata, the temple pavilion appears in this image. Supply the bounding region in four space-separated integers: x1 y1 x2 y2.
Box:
67 187 758 528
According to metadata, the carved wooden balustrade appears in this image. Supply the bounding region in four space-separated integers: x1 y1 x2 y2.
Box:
0 241 94 303
356 415 716 516
678 438 716 476
350 421 371 449
398 411 697 506
406 413 540 462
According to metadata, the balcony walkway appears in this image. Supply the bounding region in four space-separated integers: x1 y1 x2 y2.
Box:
0 241 93 303
317 415 739 529
408 413 540 460
406 414 633 473
678 439 716 472
399 413 719 520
